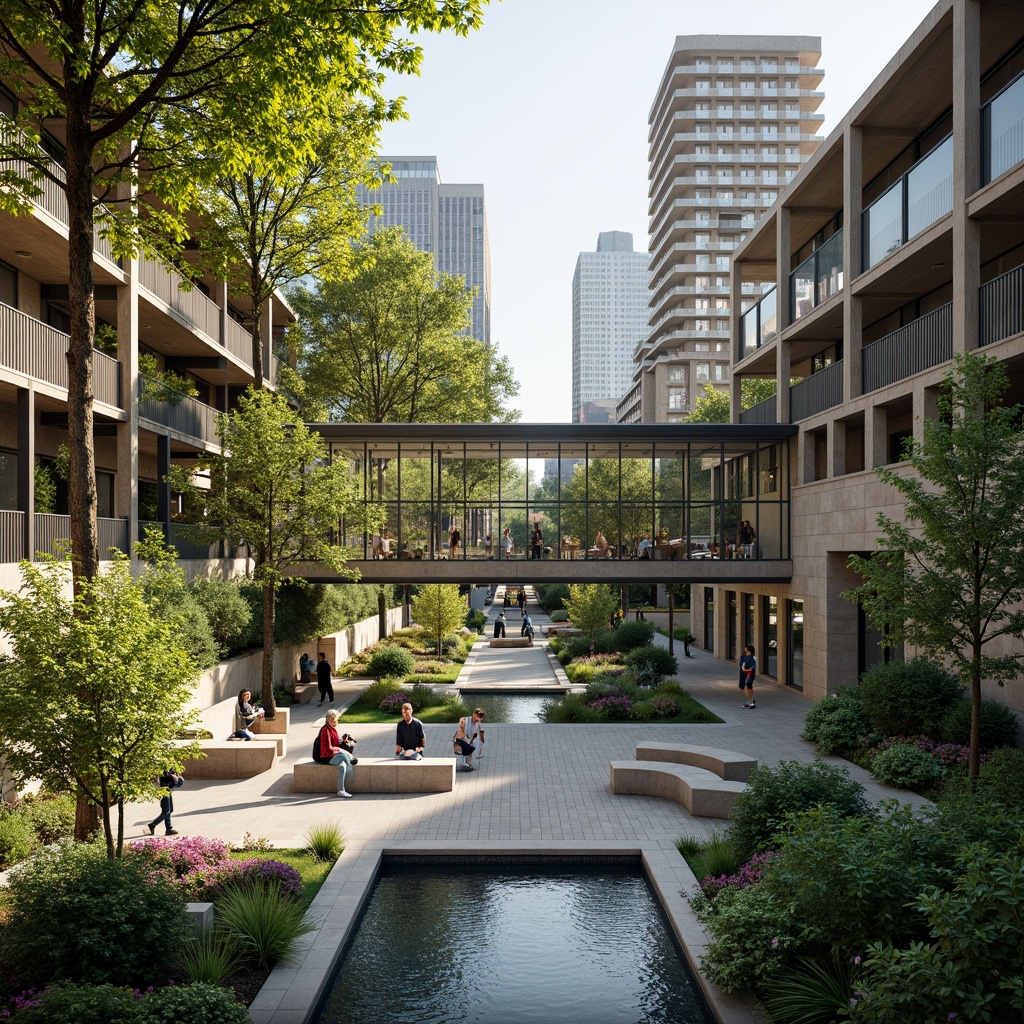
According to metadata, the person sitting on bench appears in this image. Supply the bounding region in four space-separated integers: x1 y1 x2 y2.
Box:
395 702 425 760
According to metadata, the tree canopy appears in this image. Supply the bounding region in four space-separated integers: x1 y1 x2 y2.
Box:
411 584 466 657
845 353 1024 778
0 556 201 857
291 227 519 424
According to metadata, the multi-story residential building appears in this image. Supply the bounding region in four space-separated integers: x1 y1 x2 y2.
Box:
361 156 491 346
0 82 291 591
571 231 649 423
619 36 825 424
696 0 1024 726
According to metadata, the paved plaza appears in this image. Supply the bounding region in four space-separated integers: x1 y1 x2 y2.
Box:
133 588 909 1024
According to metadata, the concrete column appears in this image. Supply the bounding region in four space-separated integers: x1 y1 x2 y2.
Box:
828 417 847 479
865 404 888 470
730 256 743 421
797 425 815 485
913 386 940 448
952 0 982 355
776 207 791 424
17 387 35 559
116 257 139 558
843 126 864 401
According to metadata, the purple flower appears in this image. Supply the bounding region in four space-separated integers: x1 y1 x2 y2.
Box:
854 955 862 965
699 852 777 898
770 938 779 948
947 1015 958 1021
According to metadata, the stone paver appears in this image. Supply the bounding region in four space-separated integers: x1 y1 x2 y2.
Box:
132 585 910 1023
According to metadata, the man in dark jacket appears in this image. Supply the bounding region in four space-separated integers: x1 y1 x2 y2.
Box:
395 702 425 759
316 651 334 704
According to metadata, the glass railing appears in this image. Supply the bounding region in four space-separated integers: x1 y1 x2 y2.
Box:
739 286 777 359
984 69 1024 183
862 136 953 271
789 228 844 324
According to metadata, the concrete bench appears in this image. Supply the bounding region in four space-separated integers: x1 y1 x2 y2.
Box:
291 684 319 704
635 743 757 783
176 739 279 779
489 637 533 648
292 757 456 794
543 625 580 638
609 761 745 819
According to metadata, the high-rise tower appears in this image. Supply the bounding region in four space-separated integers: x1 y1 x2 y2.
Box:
572 231 649 423
619 37 824 423
361 156 491 346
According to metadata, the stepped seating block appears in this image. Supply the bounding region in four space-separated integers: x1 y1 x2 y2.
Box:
293 757 456 794
635 743 757 782
176 739 279 779
489 637 533 648
609 761 745 819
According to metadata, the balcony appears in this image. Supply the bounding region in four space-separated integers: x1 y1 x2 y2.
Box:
0 302 122 407
34 514 129 559
739 286 777 359
862 302 952 393
0 510 25 563
137 377 220 445
738 394 777 424
862 136 953 272
983 67 1024 184
789 360 843 421
980 261 1024 346
139 521 223 560
789 229 844 325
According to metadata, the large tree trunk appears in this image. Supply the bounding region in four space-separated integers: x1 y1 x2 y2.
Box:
969 658 982 780
250 269 265 387
262 581 278 719
66 70 102 842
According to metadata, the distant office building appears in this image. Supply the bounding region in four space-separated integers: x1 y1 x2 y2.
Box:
571 231 649 423
618 37 825 423
579 398 618 423
361 156 491 346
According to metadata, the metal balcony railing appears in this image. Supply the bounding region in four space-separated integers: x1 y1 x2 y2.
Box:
0 302 122 407
738 394 777 424
137 377 220 444
33 514 128 559
789 360 843 421
862 302 952 393
980 261 1024 346
0 510 25 563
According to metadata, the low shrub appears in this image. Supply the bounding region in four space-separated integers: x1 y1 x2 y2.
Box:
180 932 243 986
698 851 776 899
869 742 946 791
19 790 77 846
940 696 1020 750
378 691 409 714
143 982 252 1024
726 759 873 861
549 609 569 623
858 657 962 737
1 840 191 988
610 619 656 652
535 583 569 614
215 880 314 971
13 982 143 1024
540 692 602 723
0 809 35 870
366 645 415 680
438 634 463 657
649 697 680 718
305 820 346 862
801 688 873 756
587 694 633 719
465 608 487 632
561 630 617 661
625 645 678 686
945 746 1024 810
356 677 403 708
407 682 463 713
565 655 626 684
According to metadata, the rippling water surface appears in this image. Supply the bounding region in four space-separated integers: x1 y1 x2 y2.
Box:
459 691 554 723
316 862 714 1024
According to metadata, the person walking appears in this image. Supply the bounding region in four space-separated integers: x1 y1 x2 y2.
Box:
738 521 756 559
450 526 461 559
739 645 757 708
500 527 513 559
503 589 511 610
517 587 526 615
531 524 543 560
521 612 534 641
313 709 355 798
147 767 184 836
316 651 334 704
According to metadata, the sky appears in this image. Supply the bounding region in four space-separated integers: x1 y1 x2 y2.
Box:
376 0 939 423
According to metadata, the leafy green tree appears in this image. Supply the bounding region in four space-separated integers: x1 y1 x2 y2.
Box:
687 380 779 423
411 584 466 657
845 354 1024 778
559 458 657 551
292 227 518 424
563 583 618 641
0 556 200 857
193 99 389 386
170 388 377 716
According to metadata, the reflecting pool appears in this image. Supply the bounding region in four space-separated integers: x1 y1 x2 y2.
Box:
315 859 715 1024
458 690 556 723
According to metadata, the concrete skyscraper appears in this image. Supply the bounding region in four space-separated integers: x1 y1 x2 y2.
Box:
361 156 491 346
618 36 824 423
571 231 649 423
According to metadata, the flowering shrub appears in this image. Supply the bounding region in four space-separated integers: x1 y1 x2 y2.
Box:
220 858 302 900
126 835 230 883
379 691 410 713
573 653 627 667
650 698 680 719
588 694 633 719
413 660 450 675
863 735 989 772
699 852 777 898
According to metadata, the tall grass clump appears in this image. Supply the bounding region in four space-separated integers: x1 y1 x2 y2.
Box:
215 880 315 971
304 820 345 862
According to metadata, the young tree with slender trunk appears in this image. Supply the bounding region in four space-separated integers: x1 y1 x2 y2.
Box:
846 353 1024 779
0 556 201 858
170 388 380 717
411 584 466 657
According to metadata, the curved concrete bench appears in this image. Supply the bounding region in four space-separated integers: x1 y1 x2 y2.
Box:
489 637 533 648
609 761 745 819
635 743 757 783
176 739 279 779
293 757 456 794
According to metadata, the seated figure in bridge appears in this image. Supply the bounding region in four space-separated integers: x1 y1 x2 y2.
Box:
636 536 652 559
594 530 612 557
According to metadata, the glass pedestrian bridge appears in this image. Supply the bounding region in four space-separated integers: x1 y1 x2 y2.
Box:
300 421 796 585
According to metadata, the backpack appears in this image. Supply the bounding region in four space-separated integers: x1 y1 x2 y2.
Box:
312 732 330 763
